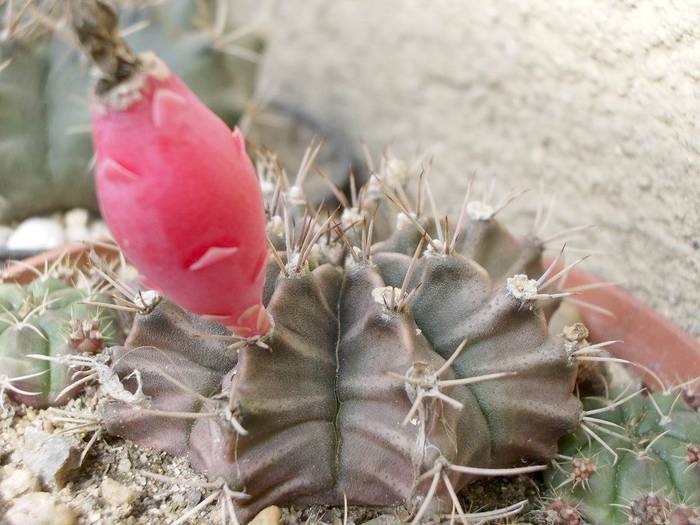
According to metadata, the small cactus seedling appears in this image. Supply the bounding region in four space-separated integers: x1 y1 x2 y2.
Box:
0 256 125 411
547 389 700 525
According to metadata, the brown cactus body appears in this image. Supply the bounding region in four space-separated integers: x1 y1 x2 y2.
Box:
100 165 582 522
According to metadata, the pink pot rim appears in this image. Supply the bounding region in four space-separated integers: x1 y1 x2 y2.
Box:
548 261 700 392
1 241 118 285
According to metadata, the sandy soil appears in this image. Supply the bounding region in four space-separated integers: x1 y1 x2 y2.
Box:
0 386 548 525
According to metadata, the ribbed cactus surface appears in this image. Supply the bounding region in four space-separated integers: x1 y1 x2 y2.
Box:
101 166 584 522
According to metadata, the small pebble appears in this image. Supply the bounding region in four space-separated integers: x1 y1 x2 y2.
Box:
5 492 77 525
64 208 91 242
23 428 81 490
6 217 66 250
64 208 89 227
117 457 132 473
171 492 185 507
0 467 40 500
89 220 112 240
101 477 138 506
1 210 111 252
250 505 283 525
186 488 203 506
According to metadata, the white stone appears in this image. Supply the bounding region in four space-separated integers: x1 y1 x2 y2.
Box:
0 468 40 500
100 478 137 506
65 226 91 243
23 428 81 490
64 208 90 242
6 218 66 251
117 457 132 473
88 220 112 241
249 505 282 525
64 208 89 229
6 492 77 525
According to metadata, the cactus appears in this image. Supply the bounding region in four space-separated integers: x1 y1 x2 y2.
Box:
0 0 262 222
546 389 700 525
62 3 700 523
73 6 585 514
0 258 124 410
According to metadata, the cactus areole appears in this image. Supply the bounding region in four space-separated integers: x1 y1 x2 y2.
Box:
73 0 271 337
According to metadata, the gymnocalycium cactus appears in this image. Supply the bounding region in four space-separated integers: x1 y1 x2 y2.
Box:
546 388 700 525
0 259 124 410
0 0 261 222
65 2 699 523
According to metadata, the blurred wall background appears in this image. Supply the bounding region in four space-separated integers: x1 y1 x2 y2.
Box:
238 0 700 337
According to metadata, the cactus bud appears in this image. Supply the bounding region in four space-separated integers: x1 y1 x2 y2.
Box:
72 1 271 337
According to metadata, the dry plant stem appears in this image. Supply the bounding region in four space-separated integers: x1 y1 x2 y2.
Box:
68 0 140 93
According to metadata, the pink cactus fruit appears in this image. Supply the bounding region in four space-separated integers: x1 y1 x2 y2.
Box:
91 56 270 337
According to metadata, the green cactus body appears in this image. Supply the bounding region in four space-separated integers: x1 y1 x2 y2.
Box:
0 0 261 221
99 169 584 522
0 41 49 219
547 391 700 525
0 276 122 408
